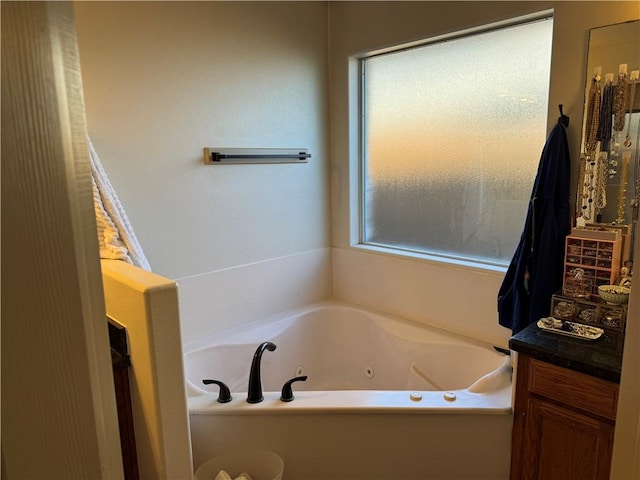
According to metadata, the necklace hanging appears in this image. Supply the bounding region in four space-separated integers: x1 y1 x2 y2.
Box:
577 154 589 221
635 106 640 196
615 151 631 224
584 76 602 157
631 108 640 224
582 157 598 221
624 81 637 147
596 152 608 217
597 81 614 144
579 74 603 222
614 72 629 132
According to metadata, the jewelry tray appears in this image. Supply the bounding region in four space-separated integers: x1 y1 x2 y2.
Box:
537 317 604 341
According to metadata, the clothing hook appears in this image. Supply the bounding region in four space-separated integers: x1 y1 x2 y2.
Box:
558 104 569 127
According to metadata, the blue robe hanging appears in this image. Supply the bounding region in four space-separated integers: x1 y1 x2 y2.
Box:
498 121 571 334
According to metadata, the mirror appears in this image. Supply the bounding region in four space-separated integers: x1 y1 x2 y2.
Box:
576 19 640 266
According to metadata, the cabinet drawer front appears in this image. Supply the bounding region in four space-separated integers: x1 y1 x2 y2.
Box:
528 358 618 420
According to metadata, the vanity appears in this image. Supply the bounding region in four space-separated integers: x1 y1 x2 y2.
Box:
508 323 623 479
109 318 139 480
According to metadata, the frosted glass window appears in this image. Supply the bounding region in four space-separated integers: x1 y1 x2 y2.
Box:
362 17 553 266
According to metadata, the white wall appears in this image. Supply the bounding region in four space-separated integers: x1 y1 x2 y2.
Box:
8 2 637 477
74 1 330 280
329 3 640 475
74 1 638 348
612 234 640 478
2 3 123 477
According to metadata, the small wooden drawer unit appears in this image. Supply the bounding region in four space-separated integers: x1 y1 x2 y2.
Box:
563 235 621 297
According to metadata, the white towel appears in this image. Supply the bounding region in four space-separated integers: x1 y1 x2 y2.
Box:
212 470 253 480
89 138 152 271
214 470 232 480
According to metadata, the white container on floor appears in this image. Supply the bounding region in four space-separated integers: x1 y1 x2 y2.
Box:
195 450 284 480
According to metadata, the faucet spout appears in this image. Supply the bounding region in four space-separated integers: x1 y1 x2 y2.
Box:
247 341 276 403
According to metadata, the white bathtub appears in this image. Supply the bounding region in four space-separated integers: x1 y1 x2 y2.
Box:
185 302 513 480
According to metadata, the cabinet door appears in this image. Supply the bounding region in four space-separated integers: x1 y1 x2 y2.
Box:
521 397 614 480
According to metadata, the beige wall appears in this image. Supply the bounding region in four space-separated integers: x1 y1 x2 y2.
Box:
6 1 635 478
612 233 640 478
74 1 330 280
2 2 123 477
328 1 640 476
327 0 640 346
71 1 640 475
329 1 640 249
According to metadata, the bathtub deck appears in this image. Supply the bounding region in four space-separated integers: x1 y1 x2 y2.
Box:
189 387 512 416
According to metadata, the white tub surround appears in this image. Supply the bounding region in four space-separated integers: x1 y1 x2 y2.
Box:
332 247 511 347
178 248 332 347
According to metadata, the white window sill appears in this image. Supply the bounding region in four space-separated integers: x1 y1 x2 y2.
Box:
350 243 509 277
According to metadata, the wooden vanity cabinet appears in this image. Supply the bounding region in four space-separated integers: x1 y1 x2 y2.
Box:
113 359 139 480
510 353 619 480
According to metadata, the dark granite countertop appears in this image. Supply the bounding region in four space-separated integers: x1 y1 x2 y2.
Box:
509 321 624 383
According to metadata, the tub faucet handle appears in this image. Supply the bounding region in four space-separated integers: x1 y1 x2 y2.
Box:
202 379 232 403
280 375 308 402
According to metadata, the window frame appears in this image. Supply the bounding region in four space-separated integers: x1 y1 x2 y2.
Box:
355 11 554 272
